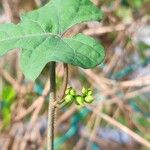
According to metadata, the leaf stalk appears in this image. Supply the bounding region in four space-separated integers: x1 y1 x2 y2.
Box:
47 61 56 150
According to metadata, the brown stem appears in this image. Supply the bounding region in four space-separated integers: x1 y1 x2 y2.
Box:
57 63 68 102
47 62 56 150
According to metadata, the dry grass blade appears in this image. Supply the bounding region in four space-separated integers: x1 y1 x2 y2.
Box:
89 106 150 148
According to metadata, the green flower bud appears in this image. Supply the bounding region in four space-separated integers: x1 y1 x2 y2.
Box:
65 95 73 103
65 87 74 95
75 96 84 106
65 88 71 95
84 95 94 104
87 90 93 95
70 89 76 96
82 87 88 95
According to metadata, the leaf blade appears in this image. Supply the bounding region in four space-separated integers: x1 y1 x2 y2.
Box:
0 0 105 80
21 34 105 80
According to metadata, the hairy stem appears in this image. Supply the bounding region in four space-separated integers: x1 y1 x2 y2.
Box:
47 61 56 150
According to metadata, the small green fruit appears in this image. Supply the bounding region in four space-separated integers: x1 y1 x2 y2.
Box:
87 90 93 95
75 96 84 105
70 89 76 96
65 88 71 95
82 87 88 95
84 95 94 104
65 95 73 103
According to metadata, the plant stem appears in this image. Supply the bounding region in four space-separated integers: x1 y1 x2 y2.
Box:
47 61 56 150
57 63 68 101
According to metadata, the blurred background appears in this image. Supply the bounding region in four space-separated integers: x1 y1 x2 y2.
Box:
0 0 150 150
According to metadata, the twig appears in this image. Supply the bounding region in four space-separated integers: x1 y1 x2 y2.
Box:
73 111 97 150
86 105 102 150
14 79 50 121
83 23 128 36
120 75 150 87
89 106 150 148
101 0 121 13
2 0 20 23
14 96 44 121
1 69 24 93
57 105 76 126
125 86 150 99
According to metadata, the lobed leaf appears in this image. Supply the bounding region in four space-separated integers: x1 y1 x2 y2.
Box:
0 0 105 80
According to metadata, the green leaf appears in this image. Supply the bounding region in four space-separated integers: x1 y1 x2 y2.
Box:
2 108 11 127
2 86 16 103
0 0 105 80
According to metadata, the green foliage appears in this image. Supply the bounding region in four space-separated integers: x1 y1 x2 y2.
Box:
2 86 16 103
121 0 149 8
0 86 16 128
128 0 143 8
0 0 105 80
116 6 133 23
